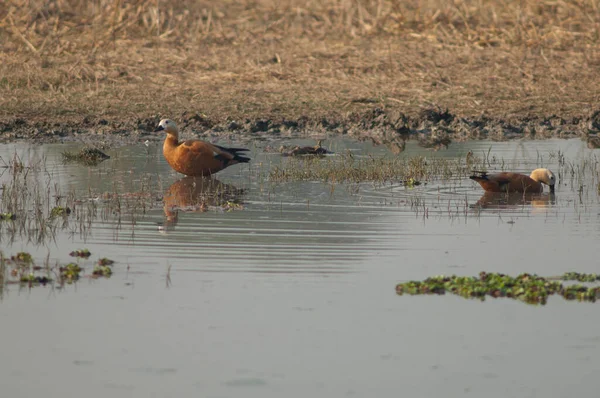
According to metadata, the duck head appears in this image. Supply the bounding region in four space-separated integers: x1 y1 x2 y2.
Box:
530 168 556 193
154 119 179 138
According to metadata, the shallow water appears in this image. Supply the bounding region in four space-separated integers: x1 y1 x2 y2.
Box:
1 137 599 397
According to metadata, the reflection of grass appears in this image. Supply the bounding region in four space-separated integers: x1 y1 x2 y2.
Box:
396 272 600 306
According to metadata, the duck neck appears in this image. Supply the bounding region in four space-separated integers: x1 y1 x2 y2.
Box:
165 133 179 147
529 169 543 182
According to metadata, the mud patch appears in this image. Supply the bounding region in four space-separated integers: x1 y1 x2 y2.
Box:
0 107 597 146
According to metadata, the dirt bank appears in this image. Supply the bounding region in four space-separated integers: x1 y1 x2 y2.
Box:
1 1 599 145
1 107 597 147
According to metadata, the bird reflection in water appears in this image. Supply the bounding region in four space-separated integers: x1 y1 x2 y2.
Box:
471 191 556 211
159 176 246 233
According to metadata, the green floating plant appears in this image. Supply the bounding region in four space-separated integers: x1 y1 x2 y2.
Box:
0 212 16 221
60 263 82 283
50 206 71 218
20 274 52 285
396 272 600 306
10 252 33 266
69 249 91 258
562 272 600 282
97 258 115 266
92 265 112 277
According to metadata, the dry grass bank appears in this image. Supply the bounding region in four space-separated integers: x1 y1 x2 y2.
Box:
1 0 599 126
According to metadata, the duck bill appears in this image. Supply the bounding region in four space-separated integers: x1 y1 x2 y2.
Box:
154 125 165 132
549 185 555 193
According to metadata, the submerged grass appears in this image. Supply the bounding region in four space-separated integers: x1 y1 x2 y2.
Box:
396 272 600 306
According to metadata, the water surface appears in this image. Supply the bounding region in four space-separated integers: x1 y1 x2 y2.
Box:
1 137 599 397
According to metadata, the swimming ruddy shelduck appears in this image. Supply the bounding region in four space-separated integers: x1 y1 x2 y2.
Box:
470 168 556 193
155 119 250 176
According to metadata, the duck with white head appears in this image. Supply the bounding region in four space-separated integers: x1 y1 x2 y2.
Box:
470 168 556 194
155 119 250 176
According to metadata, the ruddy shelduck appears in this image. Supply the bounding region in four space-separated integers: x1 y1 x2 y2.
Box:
155 119 250 176
470 168 556 193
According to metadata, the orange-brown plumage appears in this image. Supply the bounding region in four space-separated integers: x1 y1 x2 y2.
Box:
156 119 250 176
470 169 556 193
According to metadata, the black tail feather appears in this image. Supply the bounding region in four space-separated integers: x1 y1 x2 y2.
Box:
469 170 489 180
215 144 250 154
213 144 251 164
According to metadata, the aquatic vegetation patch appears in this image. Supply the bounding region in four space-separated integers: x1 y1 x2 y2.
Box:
61 147 110 166
59 263 82 283
403 178 421 188
222 201 245 212
396 272 600 305
97 258 115 266
69 249 91 258
1 252 119 290
280 140 333 157
92 265 113 277
50 206 71 217
1 252 52 287
20 274 52 285
562 272 600 282
0 153 99 245
93 257 114 278
9 252 33 266
0 212 16 221
269 152 479 184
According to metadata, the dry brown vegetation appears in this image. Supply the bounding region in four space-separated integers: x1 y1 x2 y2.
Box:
1 0 600 131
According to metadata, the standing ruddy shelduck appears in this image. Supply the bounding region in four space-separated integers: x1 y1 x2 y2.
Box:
155 119 250 176
470 168 556 193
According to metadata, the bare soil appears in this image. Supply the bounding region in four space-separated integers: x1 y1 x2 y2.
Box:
1 0 600 144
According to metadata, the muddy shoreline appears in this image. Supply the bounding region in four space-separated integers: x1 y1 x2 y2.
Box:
1 107 598 147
